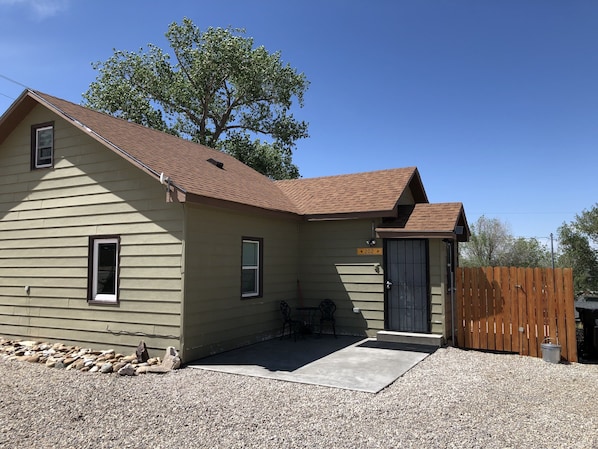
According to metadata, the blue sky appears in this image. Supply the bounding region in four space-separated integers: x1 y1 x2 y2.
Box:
1 1 596 244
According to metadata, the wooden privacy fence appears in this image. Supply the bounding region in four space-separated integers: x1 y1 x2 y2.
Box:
455 267 577 362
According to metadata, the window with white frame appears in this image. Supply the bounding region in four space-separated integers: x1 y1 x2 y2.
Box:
88 236 120 303
31 122 54 169
241 237 262 298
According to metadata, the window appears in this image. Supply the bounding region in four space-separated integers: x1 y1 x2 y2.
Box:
241 237 263 298
31 122 54 169
88 236 120 303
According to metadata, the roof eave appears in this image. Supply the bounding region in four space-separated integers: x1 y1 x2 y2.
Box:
0 89 37 145
185 193 302 220
408 167 429 203
18 90 189 198
304 210 396 221
375 229 466 241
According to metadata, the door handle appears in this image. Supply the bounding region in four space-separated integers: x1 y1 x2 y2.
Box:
385 280 393 290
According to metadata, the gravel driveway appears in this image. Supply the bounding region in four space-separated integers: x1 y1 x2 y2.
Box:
1 346 596 448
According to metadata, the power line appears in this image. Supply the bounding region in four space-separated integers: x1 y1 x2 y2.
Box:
0 73 30 101
0 73 29 89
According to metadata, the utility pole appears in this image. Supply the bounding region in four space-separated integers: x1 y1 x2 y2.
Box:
550 233 555 270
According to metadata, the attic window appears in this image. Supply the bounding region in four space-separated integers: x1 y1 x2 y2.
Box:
207 158 224 169
31 122 54 169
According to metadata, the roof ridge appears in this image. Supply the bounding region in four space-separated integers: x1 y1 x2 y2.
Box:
275 166 417 183
3 90 462 220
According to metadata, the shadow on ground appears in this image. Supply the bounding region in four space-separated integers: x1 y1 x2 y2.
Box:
189 335 436 393
357 339 439 353
194 335 363 372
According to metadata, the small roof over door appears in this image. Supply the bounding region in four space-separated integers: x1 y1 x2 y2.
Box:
376 203 470 242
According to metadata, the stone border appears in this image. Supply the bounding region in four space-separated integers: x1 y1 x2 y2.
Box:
0 338 181 376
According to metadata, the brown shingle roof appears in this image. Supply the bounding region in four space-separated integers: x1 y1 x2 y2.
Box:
275 167 428 218
0 90 467 229
24 90 301 215
376 203 470 241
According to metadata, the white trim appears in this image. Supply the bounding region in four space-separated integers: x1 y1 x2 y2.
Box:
92 237 119 303
242 239 260 297
35 125 53 168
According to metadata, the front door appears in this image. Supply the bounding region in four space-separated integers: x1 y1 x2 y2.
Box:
385 239 430 333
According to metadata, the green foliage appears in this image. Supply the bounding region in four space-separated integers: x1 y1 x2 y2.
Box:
557 204 598 292
504 237 552 268
460 215 551 268
82 18 309 180
460 216 511 266
574 204 598 244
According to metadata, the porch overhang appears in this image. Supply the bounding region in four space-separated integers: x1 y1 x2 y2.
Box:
375 228 464 241
376 203 470 242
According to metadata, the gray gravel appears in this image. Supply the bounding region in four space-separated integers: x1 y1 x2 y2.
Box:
1 346 596 449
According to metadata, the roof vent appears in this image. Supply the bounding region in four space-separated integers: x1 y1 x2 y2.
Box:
207 158 224 169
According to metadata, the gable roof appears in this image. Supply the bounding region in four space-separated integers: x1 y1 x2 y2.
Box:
0 89 300 215
275 167 428 219
376 203 470 241
0 89 466 232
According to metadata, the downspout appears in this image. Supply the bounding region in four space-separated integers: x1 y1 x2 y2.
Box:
444 238 456 345
179 202 187 362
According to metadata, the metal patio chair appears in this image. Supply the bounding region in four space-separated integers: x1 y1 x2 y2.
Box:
319 299 337 338
280 300 299 341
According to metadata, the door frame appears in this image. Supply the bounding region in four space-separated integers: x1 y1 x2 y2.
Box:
383 238 431 333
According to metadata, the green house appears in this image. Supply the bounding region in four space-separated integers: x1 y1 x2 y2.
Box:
0 90 469 362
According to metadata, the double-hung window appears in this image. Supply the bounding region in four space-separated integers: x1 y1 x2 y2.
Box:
241 237 263 298
31 122 54 169
88 236 120 304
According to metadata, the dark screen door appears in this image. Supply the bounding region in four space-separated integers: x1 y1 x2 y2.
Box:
385 239 429 332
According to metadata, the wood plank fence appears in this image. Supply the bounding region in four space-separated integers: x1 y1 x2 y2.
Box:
455 267 577 362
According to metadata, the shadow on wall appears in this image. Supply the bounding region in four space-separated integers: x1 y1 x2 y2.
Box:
0 111 184 351
290 264 380 338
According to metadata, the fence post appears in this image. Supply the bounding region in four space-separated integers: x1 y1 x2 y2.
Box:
563 268 577 362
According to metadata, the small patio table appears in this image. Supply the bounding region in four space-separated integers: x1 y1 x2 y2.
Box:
296 306 319 334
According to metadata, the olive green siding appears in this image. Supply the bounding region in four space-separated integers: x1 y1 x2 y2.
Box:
428 239 448 336
1 102 455 360
297 220 384 337
181 205 298 361
297 220 450 339
0 105 183 354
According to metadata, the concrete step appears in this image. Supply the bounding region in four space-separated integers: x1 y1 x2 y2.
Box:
376 331 444 347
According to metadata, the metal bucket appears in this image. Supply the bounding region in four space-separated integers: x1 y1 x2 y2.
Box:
541 338 561 364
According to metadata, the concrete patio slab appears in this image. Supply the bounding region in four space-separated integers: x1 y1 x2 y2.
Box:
188 336 436 393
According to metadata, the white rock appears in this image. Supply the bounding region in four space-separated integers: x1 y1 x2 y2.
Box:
162 347 181 370
117 364 137 376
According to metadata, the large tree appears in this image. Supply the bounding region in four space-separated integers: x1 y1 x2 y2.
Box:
83 19 309 180
460 215 551 267
460 216 512 266
557 204 598 292
503 236 552 268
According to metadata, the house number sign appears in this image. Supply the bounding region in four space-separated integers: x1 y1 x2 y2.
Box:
356 247 382 255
